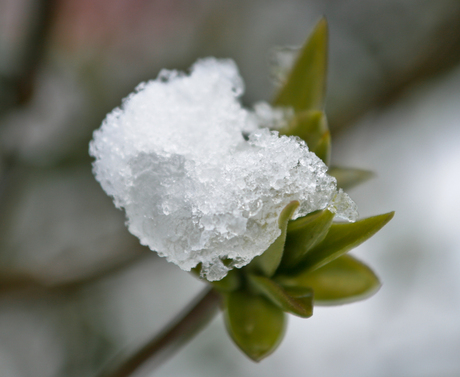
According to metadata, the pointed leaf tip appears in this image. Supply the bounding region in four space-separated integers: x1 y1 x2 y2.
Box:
296 211 394 273
273 18 328 112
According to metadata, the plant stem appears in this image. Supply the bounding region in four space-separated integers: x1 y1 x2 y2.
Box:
101 287 221 377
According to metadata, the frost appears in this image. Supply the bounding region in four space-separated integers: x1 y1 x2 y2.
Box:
89 58 358 281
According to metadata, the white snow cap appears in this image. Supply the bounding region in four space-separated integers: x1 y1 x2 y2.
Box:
90 58 358 281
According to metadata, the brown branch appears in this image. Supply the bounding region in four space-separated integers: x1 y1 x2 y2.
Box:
99 287 222 377
15 0 58 105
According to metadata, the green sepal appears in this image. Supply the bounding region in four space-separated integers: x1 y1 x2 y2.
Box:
190 263 241 292
311 130 331 165
282 209 334 269
223 290 286 361
293 212 394 273
251 201 299 277
279 110 328 150
273 18 328 112
248 274 313 318
328 166 374 190
276 254 381 306
210 268 241 292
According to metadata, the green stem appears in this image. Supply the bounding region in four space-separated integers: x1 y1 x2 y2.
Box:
101 287 221 377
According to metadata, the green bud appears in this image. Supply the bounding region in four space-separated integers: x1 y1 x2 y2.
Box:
223 290 286 361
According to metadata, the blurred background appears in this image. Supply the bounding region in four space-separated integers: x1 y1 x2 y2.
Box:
1 0 460 376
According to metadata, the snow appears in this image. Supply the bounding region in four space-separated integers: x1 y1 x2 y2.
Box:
89 58 357 281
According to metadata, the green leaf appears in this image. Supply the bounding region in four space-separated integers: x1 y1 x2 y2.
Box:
223 290 286 361
282 209 334 268
328 166 374 190
279 110 328 150
273 18 328 112
294 212 394 273
311 130 331 165
276 254 381 306
248 274 313 318
251 201 299 277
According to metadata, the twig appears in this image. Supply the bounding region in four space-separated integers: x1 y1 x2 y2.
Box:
16 0 58 105
100 287 222 377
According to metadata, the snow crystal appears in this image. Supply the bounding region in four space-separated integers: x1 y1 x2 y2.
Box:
89 58 358 281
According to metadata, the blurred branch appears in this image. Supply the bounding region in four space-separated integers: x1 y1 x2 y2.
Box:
0 0 59 204
330 8 460 133
0 0 58 109
99 287 221 377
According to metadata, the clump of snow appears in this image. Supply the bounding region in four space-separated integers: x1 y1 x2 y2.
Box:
89 58 358 281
